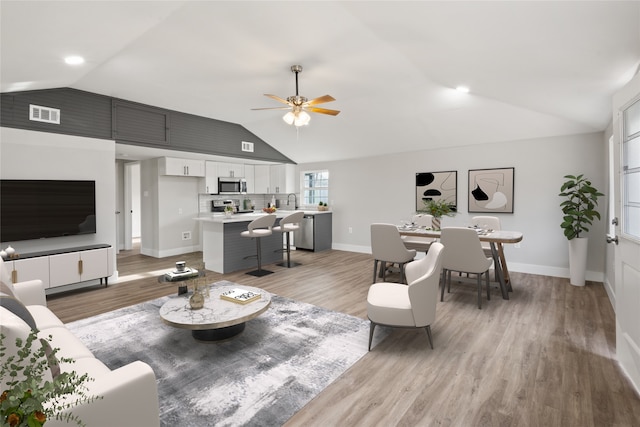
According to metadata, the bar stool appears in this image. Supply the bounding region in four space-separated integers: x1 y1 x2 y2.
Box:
273 211 305 268
241 214 276 277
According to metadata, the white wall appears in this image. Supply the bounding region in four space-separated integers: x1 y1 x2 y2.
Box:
0 127 117 257
299 131 607 281
139 158 201 257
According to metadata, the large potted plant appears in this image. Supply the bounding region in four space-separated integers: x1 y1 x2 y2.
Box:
559 174 604 286
420 199 456 230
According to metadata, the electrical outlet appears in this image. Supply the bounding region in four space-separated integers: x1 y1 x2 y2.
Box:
348 227 353 234
182 231 191 240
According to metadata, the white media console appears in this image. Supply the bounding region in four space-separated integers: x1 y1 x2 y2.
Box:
6 244 114 291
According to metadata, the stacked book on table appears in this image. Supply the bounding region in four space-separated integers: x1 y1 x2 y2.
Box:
164 268 199 281
220 288 261 305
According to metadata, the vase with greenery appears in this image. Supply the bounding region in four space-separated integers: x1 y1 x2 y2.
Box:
1 330 99 426
419 199 456 230
558 174 604 286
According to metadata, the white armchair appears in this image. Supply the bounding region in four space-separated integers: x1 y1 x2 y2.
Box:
367 242 444 350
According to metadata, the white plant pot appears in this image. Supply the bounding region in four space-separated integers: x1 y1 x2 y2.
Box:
568 237 588 286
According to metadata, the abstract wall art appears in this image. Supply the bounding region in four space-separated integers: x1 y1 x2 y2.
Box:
468 167 514 213
415 171 457 212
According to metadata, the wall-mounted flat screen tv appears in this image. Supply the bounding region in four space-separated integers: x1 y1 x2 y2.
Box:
0 180 96 242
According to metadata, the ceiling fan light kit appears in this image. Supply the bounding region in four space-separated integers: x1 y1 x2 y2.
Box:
253 65 340 127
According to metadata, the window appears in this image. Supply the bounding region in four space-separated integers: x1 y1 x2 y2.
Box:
301 170 329 206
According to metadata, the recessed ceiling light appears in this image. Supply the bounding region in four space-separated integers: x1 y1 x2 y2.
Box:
456 86 470 93
64 56 85 65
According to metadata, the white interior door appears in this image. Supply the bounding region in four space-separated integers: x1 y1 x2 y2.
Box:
611 72 640 394
124 163 133 250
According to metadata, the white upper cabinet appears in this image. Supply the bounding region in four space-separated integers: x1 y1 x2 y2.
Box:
203 161 219 194
217 163 244 178
159 157 205 177
254 165 270 194
269 164 295 194
244 165 255 194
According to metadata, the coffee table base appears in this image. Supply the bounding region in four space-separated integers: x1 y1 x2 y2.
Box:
192 323 246 341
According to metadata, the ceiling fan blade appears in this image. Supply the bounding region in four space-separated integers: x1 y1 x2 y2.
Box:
264 94 292 105
305 95 336 106
251 106 292 111
307 106 340 116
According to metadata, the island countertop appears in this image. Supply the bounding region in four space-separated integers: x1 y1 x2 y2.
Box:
195 210 331 223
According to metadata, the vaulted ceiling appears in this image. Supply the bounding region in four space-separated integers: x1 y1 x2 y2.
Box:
1 1 639 164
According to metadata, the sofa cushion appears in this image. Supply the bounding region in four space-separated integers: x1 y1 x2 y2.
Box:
39 326 95 361
26 305 65 330
0 307 54 388
0 293 37 330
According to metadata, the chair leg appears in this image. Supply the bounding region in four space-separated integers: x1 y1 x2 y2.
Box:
373 260 378 283
447 270 452 293
400 262 406 284
425 325 434 349
440 269 447 301
246 237 273 277
368 322 377 351
486 270 491 300
477 274 482 309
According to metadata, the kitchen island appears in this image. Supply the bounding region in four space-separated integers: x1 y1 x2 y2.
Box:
196 210 331 274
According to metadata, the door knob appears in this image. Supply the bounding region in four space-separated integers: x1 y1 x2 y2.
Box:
612 217 619 226
606 235 619 245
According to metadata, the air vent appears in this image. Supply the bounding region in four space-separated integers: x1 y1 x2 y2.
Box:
29 104 60 124
241 141 254 152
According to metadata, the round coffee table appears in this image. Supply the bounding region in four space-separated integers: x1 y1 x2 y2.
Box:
159 281 271 341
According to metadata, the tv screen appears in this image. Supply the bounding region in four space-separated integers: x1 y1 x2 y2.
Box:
0 180 96 242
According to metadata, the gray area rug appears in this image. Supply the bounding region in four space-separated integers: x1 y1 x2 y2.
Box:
66 285 380 426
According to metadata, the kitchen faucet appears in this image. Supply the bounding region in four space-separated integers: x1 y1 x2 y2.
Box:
287 193 298 209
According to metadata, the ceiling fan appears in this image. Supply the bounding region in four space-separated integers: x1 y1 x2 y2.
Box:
252 65 340 127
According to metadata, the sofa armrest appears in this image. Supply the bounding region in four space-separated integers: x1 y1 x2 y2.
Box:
12 279 47 306
49 361 160 427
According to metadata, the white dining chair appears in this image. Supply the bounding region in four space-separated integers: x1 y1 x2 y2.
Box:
440 227 493 309
371 223 416 284
367 242 445 350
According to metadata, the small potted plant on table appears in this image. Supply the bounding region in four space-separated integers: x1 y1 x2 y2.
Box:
419 199 456 230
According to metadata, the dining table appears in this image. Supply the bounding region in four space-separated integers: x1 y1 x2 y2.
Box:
397 225 523 300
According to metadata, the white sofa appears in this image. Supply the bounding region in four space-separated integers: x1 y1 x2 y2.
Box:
0 259 160 427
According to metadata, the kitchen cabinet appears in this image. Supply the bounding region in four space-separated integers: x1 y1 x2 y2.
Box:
254 165 271 194
203 161 219 194
159 157 205 177
244 165 255 194
269 164 295 194
217 163 244 178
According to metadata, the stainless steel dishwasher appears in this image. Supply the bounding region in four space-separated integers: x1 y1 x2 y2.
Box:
295 214 314 250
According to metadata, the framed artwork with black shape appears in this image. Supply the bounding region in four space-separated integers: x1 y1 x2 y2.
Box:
468 167 514 213
415 171 457 212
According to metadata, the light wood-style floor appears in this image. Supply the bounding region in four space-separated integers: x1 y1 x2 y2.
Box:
46 244 640 426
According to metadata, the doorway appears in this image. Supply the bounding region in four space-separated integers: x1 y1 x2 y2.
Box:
123 162 141 251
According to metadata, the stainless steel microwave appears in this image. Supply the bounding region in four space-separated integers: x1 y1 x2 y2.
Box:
218 177 247 194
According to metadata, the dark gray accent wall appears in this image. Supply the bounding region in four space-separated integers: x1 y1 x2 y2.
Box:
1 88 294 164
1 88 112 139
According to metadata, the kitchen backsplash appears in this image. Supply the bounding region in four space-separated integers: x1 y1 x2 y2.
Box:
198 194 298 213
